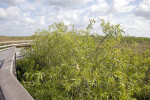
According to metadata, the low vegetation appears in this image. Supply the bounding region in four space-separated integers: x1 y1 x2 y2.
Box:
0 36 33 42
17 20 150 100
122 37 150 53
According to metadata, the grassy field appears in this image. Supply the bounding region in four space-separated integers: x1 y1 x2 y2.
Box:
0 36 33 42
122 36 150 43
0 36 150 52
122 36 150 53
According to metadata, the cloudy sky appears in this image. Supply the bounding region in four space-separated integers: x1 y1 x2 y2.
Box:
0 0 150 37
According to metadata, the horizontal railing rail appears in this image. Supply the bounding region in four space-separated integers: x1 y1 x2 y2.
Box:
0 40 33 52
0 40 33 44
0 40 34 100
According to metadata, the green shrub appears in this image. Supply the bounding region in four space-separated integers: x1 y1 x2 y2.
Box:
17 20 150 100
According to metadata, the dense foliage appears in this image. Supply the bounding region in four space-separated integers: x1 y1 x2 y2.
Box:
17 20 150 100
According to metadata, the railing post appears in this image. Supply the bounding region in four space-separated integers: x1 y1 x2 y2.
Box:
3 43 5 49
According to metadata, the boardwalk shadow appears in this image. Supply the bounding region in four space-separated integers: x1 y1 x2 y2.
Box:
0 86 5 100
0 60 4 69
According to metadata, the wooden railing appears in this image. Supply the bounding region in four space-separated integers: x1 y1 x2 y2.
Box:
0 40 33 52
0 40 34 100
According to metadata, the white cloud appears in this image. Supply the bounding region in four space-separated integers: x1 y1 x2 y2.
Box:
84 14 150 37
112 0 136 13
114 14 150 37
138 0 150 11
78 16 89 27
36 16 45 25
90 0 136 14
23 3 36 11
91 0 108 14
0 0 24 5
19 15 46 25
0 0 150 37
20 17 35 24
0 7 20 20
135 0 150 20
48 0 93 8
0 20 35 36
56 11 78 20
35 0 47 8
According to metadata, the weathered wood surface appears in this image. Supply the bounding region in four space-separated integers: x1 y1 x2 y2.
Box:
0 45 33 100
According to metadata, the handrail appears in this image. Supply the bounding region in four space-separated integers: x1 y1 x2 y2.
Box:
0 43 31 49
0 40 33 45
0 40 33 52
0 42 34 100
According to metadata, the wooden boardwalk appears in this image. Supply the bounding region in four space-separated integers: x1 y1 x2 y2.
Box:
0 41 33 100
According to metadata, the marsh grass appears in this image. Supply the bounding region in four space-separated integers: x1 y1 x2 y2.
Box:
0 36 33 42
